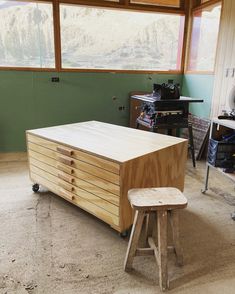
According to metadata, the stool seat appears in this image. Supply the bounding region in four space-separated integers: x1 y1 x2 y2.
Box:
128 187 187 211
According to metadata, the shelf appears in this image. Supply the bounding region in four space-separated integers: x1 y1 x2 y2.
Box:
212 118 235 130
203 119 235 193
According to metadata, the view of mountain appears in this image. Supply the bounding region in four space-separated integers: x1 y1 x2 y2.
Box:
0 1 55 67
60 5 183 70
0 2 184 70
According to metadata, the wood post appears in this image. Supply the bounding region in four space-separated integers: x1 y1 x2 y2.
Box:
124 210 145 271
157 210 169 291
170 210 184 266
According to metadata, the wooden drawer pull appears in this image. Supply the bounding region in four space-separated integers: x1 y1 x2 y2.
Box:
59 188 75 201
57 156 74 166
56 163 74 175
58 172 75 184
58 182 75 192
57 146 74 156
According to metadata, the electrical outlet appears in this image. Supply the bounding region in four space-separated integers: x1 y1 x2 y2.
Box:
51 77 60 82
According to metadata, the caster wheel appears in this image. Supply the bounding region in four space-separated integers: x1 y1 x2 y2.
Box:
32 183 40 193
120 230 129 238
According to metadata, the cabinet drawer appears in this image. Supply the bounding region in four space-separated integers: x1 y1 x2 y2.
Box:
30 165 119 216
56 163 120 196
30 172 119 227
27 133 119 174
28 150 120 196
29 157 120 206
57 154 119 185
28 142 120 185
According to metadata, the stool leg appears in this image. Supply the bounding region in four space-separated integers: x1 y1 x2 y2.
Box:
142 212 155 246
124 210 145 272
157 210 168 291
170 210 183 266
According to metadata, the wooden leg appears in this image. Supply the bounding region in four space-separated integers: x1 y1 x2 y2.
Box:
141 211 156 247
124 210 145 272
157 210 168 291
170 210 183 266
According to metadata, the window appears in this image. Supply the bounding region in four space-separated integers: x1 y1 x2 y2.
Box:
187 2 221 72
130 0 180 7
0 0 55 68
60 4 185 71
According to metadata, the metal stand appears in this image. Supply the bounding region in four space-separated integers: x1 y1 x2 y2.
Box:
137 121 196 168
201 165 210 194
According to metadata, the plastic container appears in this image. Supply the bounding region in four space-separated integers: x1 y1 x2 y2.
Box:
207 138 235 167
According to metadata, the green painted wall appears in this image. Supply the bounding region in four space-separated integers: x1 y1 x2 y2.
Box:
181 74 214 118
0 71 182 152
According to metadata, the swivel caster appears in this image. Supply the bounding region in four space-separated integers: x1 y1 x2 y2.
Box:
32 183 40 193
120 230 129 238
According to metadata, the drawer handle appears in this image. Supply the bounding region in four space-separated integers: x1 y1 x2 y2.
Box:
58 172 75 184
59 188 75 201
57 146 74 156
58 182 75 192
56 163 74 175
57 155 74 166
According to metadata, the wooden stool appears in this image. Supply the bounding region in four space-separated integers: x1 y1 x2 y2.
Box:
124 187 187 291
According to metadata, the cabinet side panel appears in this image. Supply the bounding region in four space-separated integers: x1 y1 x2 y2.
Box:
119 141 188 231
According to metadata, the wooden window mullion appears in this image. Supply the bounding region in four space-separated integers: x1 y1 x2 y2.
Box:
53 0 62 71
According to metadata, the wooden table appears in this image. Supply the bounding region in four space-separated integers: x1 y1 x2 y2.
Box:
26 121 188 234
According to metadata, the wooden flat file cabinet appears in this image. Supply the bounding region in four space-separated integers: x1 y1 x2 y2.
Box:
26 121 188 233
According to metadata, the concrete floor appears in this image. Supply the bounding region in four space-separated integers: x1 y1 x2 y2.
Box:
0 159 235 294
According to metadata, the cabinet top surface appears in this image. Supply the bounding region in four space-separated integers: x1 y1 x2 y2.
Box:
27 121 187 162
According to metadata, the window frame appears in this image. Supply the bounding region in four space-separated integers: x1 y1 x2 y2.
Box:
0 0 57 71
0 0 186 73
185 0 222 74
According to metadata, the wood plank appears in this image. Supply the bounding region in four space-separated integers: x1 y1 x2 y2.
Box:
57 154 120 185
30 157 120 206
28 141 56 159
27 121 187 163
132 0 180 7
30 172 119 227
169 210 184 266
124 210 145 271
30 165 119 216
56 162 120 196
27 133 120 174
28 150 120 196
128 187 187 210
157 210 169 291
28 143 120 185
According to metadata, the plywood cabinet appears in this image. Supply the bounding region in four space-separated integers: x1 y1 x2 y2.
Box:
26 121 187 233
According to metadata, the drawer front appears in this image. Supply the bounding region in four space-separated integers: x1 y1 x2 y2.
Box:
57 154 119 185
30 164 119 217
30 172 119 227
28 142 119 185
28 150 120 196
29 157 119 206
27 133 119 174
